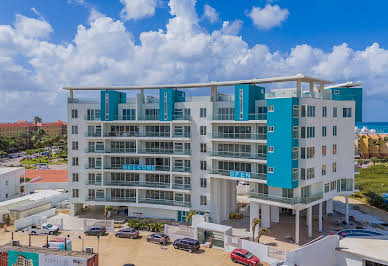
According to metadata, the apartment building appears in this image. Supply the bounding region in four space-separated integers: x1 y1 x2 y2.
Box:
0 167 24 201
65 75 360 243
0 120 67 137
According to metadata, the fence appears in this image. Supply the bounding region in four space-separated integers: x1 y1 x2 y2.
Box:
83 218 114 232
164 224 195 240
14 208 56 231
224 235 242 252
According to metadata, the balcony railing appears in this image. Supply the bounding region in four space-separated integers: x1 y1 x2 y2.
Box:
139 198 191 207
85 148 137 154
172 132 191 138
110 197 137 203
104 181 170 188
247 113 267 120
209 133 267 140
172 115 192 121
138 149 191 155
139 115 159 121
84 115 101 121
172 183 192 190
172 166 192 173
249 191 324 205
104 165 171 172
208 169 266 180
84 132 102 137
87 181 102 186
86 196 106 201
110 115 137 121
210 114 267 121
84 164 102 170
208 151 266 160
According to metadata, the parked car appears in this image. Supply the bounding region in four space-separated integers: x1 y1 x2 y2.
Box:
84 226 106 236
115 228 139 239
146 233 170 245
27 223 60 235
230 249 260 266
173 238 200 253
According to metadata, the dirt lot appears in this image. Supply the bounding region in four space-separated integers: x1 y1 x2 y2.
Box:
0 230 269 266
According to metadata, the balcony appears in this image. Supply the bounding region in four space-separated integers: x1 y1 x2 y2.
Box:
84 115 101 121
172 166 192 173
85 164 102 170
210 113 267 121
249 191 323 205
138 149 191 155
104 165 171 172
172 183 192 190
208 169 266 180
208 151 266 160
172 132 191 138
104 181 170 188
172 115 191 121
247 113 267 120
87 181 102 186
209 132 267 140
111 115 137 121
84 148 136 154
139 198 191 207
84 132 102 137
139 115 159 121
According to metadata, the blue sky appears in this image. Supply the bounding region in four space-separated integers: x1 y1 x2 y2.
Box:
0 0 387 121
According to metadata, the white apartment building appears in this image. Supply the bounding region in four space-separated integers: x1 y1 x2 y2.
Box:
65 75 361 243
0 167 23 201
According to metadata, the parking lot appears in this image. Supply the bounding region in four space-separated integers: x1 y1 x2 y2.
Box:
0 229 269 266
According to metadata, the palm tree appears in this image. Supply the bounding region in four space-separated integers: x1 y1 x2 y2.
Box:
257 227 269 243
185 210 197 226
251 217 261 241
33 116 42 125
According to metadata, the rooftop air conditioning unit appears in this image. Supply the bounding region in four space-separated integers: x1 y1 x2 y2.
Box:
85 247 94 254
12 240 20 246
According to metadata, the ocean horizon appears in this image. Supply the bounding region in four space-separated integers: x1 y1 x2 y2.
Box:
356 122 388 133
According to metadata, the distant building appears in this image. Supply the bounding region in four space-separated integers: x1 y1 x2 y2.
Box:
0 120 67 138
355 134 388 158
24 169 68 194
0 167 24 201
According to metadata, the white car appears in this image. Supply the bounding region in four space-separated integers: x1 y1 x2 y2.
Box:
27 223 60 235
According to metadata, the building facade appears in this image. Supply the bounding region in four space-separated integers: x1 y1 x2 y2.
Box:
0 167 23 202
66 75 358 242
0 120 67 138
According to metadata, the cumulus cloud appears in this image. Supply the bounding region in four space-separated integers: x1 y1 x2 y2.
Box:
247 4 289 30
0 0 387 121
120 0 158 21
203 4 219 23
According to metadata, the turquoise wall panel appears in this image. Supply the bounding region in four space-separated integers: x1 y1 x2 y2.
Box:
101 90 126 121
328 87 363 122
234 84 265 121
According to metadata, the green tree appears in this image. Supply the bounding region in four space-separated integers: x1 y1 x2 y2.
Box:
371 157 378 165
185 210 197 226
33 116 42 125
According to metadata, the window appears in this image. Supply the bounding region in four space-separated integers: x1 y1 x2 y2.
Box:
268 105 274 112
322 165 327 176
292 105 299 118
72 141 78 150
72 189 79 198
200 195 207 206
307 106 316 117
333 125 337 136
330 181 336 190
239 89 244 119
300 168 306 180
307 147 315 159
200 161 207 170
5 180 8 186
322 126 327 137
71 109 78 118
325 183 330 193
71 125 78 134
332 162 337 173
163 93 168 120
322 145 327 156
343 107 352 117
333 107 337 118
282 188 293 199
334 90 340 94
292 126 298 139
72 157 79 166
200 126 207 136
200 108 207 118
301 147 305 159
307 126 315 138
301 127 306 138
268 167 274 173
322 106 327 117
200 178 207 188
5 194 8 198
200 143 207 153
301 105 306 117
307 168 315 179
333 144 337 155
292 147 298 160
268 146 274 153
268 126 274 132
72 173 79 182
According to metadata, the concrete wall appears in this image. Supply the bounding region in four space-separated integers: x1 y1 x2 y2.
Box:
24 182 68 194
14 208 56 230
284 235 339 266
335 250 363 266
0 167 23 201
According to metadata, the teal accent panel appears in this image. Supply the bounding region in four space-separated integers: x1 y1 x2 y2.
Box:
267 97 299 189
177 210 181 221
328 87 363 122
159 89 186 121
8 250 40 265
234 84 265 121
101 90 126 121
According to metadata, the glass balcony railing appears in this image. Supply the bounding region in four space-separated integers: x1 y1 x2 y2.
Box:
137 149 191 155
172 115 192 121
84 164 102 170
139 115 159 121
110 197 137 203
208 133 267 140
172 183 192 190
247 113 267 120
208 151 266 160
104 181 170 188
249 191 324 205
84 148 137 154
139 198 191 207
111 115 137 121
104 165 171 172
84 132 102 137
86 181 102 186
86 196 106 201
208 169 266 180
172 166 192 173
172 132 191 138
104 131 139 137
299 192 323 204
211 114 234 120
84 115 101 121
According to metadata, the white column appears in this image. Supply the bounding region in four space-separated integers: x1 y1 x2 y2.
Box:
216 179 222 223
345 196 349 224
261 204 271 228
222 180 229 221
295 209 300 244
270 206 279 223
307 206 312 238
326 199 333 215
231 182 237 213
319 202 323 232
250 202 260 233
296 80 302 97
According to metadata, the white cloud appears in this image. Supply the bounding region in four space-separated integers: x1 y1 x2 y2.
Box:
247 4 289 30
203 4 219 23
1 0 388 121
120 0 158 21
221 20 243 35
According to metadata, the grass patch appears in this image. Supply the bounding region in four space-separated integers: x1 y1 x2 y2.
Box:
20 158 49 165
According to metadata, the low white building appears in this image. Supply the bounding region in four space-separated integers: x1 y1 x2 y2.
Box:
0 167 24 201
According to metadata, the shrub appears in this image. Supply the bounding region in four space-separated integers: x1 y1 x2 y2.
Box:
363 191 388 211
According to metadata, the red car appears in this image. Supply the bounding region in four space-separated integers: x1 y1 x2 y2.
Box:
230 248 260 266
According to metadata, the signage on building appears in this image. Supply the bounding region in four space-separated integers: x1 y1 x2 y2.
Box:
229 171 251 178
122 164 156 171
8 250 87 266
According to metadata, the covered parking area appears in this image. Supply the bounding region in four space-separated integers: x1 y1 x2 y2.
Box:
196 222 233 248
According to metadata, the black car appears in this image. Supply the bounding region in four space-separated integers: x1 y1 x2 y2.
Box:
84 226 106 236
146 233 170 245
115 228 139 239
173 238 200 253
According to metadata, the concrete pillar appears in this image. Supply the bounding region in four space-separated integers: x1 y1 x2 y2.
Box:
345 196 349 224
250 202 260 233
309 81 315 97
211 85 218 102
69 89 73 99
216 179 222 223
296 80 302 97
319 202 323 232
222 180 229 221
231 182 237 213
270 206 279 223
326 199 333 215
261 204 271 228
295 209 300 244
307 206 312 238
